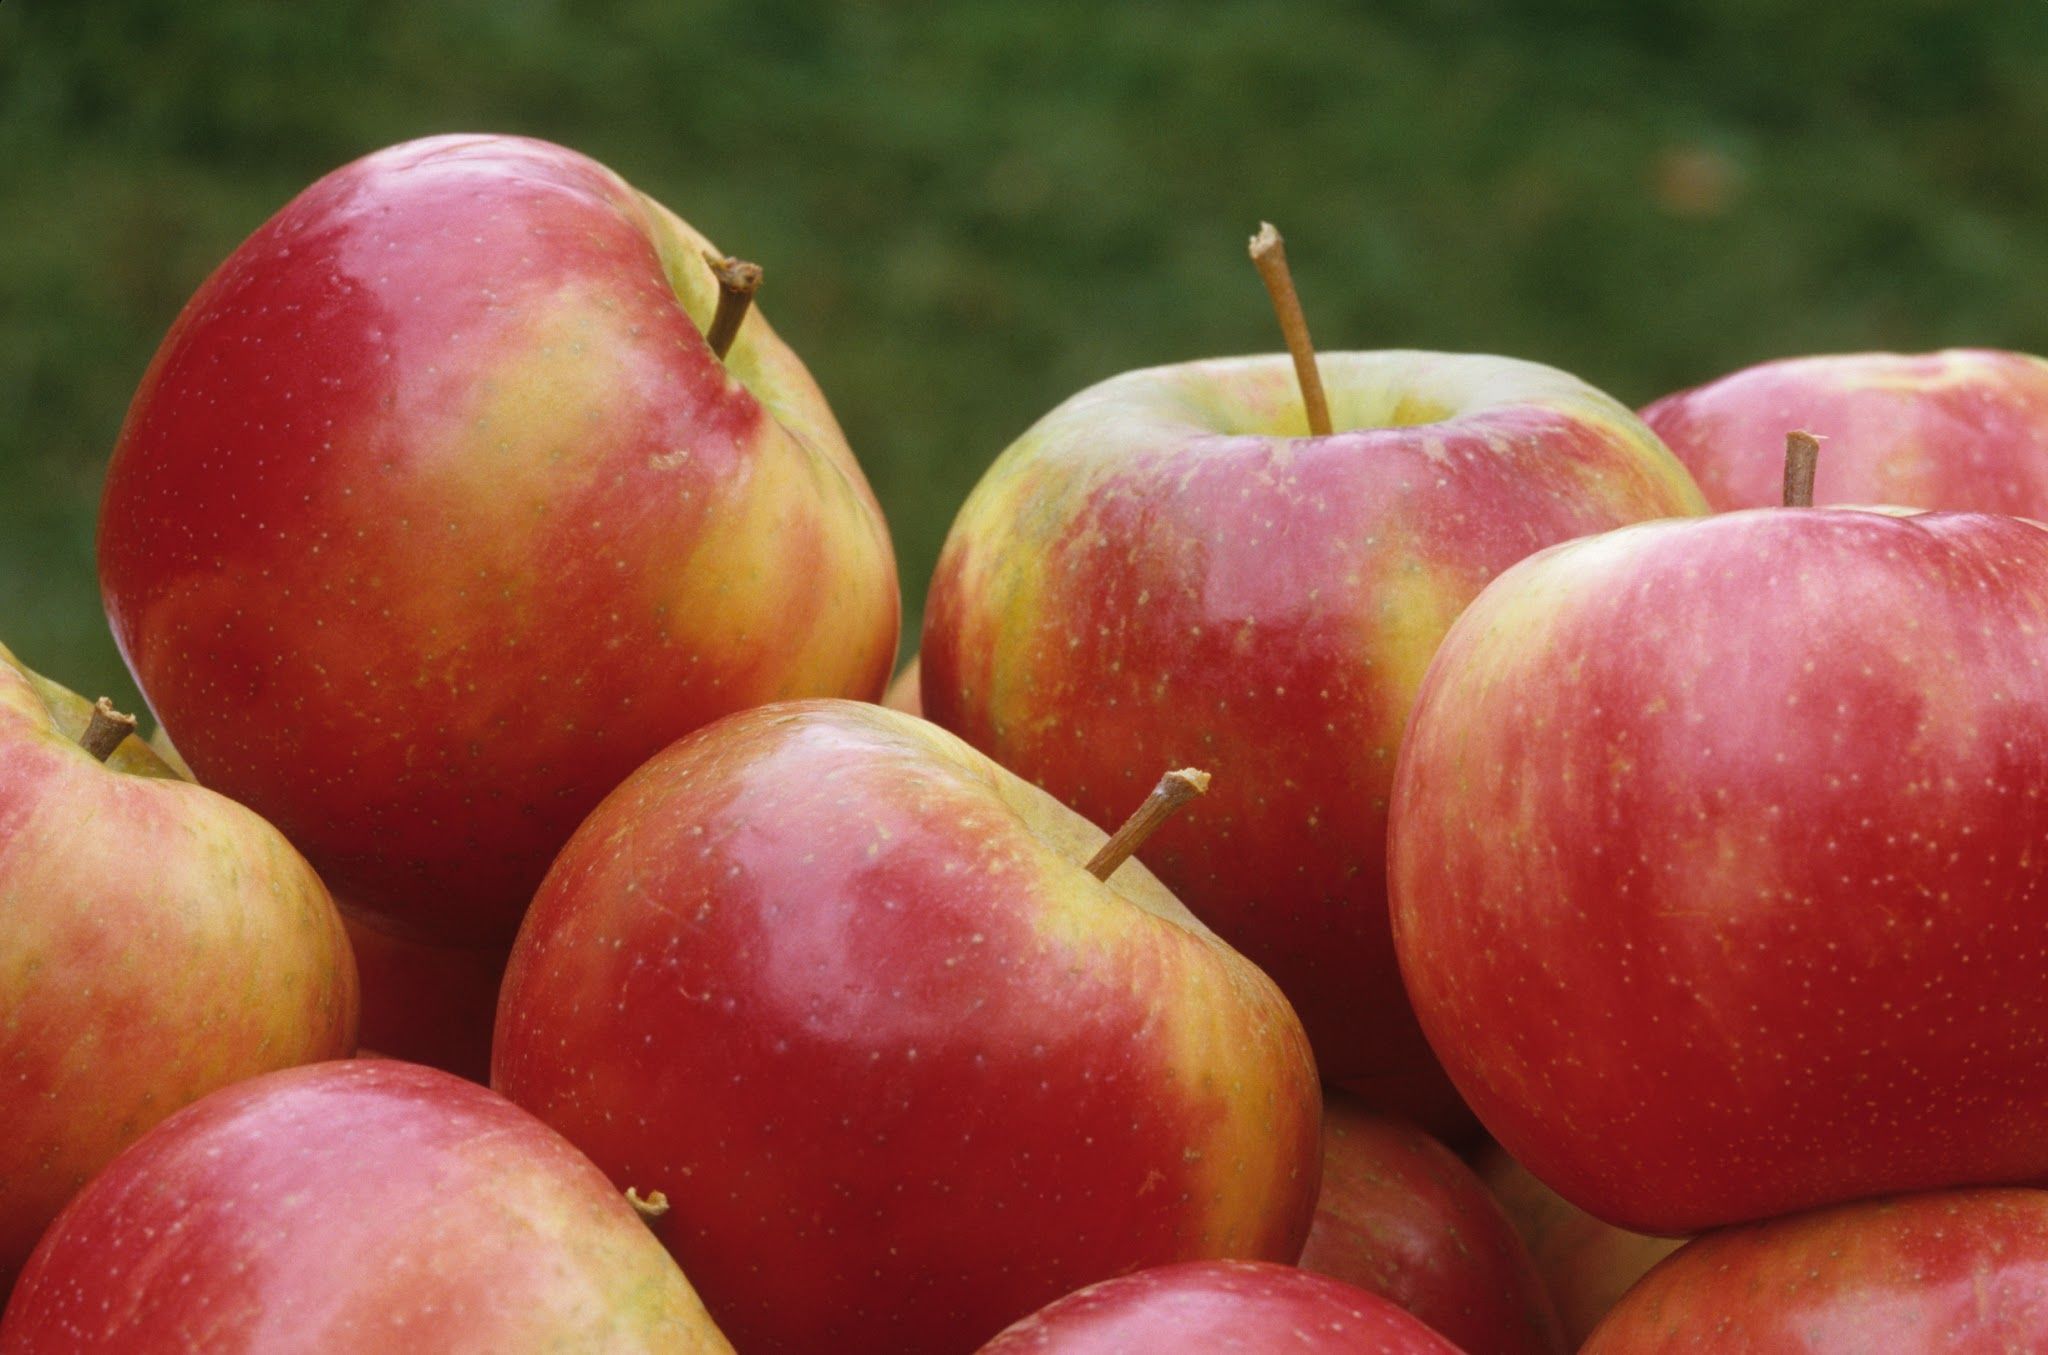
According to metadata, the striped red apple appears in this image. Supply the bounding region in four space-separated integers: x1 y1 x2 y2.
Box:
0 644 356 1286
1392 480 2048 1232
493 700 1320 1354
923 338 1704 1120
99 133 899 949
1644 348 2048 514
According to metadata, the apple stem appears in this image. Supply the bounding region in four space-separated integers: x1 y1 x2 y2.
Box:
702 251 763 360
78 698 137 762
1084 768 1212 882
1248 223 1333 437
1783 430 1821 507
626 1186 669 1222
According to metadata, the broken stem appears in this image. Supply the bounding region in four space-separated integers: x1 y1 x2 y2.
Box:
79 698 137 762
1783 430 1821 508
702 251 763 360
1085 768 1212 882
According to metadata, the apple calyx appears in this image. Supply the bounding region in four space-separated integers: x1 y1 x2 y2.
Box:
701 251 763 360
78 698 137 762
626 1186 670 1221
1084 768 1212 882
1248 222 1333 437
1783 430 1821 508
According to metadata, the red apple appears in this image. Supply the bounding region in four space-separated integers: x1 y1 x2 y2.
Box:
0 643 357 1287
1474 1145 1683 1347
976 1260 1465 1354
1391 504 2048 1232
100 133 899 948
343 909 507 1082
1643 349 2048 513
922 349 1704 1121
1299 1096 1562 1353
493 700 1321 1354
1581 1188 2048 1352
0 1060 732 1351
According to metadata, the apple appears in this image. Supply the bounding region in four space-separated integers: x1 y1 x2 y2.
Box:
976 1260 1464 1354
99 133 900 948
0 1059 733 1351
1474 1144 1683 1346
883 653 923 715
492 699 1321 1354
1390 501 2048 1233
1298 1095 1562 1354
1642 349 2048 513
922 346 1706 1119
343 909 508 1082
1581 1188 2048 1351
0 642 357 1287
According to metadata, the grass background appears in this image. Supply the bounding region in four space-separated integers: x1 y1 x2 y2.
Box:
6 1 2048 710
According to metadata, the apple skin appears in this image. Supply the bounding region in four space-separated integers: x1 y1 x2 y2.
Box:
100 133 899 948
343 910 507 1082
1298 1096 1563 1354
976 1260 1465 1354
0 643 358 1288
1390 506 2048 1234
922 351 1705 1115
1581 1188 2048 1352
1474 1144 1683 1347
493 699 1321 1355
1642 349 2048 514
883 653 923 715
0 1060 732 1352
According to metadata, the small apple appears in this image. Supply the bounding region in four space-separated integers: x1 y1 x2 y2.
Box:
1391 490 2048 1232
0 1060 732 1351
100 133 900 948
493 700 1321 1354
976 1260 1465 1354
0 643 356 1286
1581 1188 2048 1352
923 341 1705 1119
1642 348 2048 513
1474 1144 1683 1347
1299 1095 1562 1353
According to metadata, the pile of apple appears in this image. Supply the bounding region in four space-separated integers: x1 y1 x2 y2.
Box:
7 132 2048 1353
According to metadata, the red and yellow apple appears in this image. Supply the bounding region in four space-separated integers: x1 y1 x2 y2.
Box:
923 350 1705 1117
1581 1188 2048 1352
99 133 899 948
493 700 1320 1354
1643 348 2048 513
1299 1095 1562 1354
1392 505 2048 1232
0 643 357 1286
976 1260 1464 1354
0 1060 732 1351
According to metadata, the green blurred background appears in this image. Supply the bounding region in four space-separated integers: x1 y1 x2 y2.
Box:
6 1 2048 711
